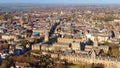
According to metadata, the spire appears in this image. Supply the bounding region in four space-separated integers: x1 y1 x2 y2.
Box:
91 49 96 59
93 36 98 47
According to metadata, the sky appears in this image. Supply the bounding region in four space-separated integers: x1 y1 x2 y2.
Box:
0 0 120 4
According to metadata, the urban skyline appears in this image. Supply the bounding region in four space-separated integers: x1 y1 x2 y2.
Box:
1 0 120 4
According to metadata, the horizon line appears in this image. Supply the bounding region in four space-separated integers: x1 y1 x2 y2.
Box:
1 3 120 5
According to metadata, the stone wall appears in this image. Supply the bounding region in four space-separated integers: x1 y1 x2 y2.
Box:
59 53 120 68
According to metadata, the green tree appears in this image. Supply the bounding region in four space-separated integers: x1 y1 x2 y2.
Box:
3 44 10 49
21 40 27 48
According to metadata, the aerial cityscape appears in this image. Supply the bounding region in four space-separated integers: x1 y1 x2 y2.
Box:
0 0 120 68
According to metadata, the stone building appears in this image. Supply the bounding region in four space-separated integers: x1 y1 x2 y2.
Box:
59 51 120 68
32 44 41 51
84 36 109 54
44 31 49 42
71 42 81 51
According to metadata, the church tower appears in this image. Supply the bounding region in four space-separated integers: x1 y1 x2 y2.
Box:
93 36 98 47
91 49 96 59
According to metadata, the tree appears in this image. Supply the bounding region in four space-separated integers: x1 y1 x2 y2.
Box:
4 14 12 21
15 55 28 63
0 60 10 68
20 40 27 48
0 15 4 20
3 44 10 49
